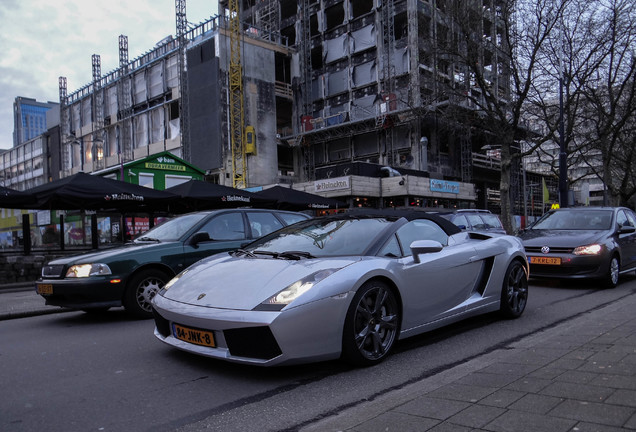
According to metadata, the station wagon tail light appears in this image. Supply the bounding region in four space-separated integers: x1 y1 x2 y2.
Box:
65 263 112 278
573 244 602 255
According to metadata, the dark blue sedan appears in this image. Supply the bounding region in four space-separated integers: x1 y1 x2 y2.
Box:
518 207 636 288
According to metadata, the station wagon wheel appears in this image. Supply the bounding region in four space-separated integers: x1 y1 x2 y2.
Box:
342 280 400 366
602 255 620 289
500 260 528 319
124 269 171 319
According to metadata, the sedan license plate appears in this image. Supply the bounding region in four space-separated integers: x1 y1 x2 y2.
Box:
37 284 53 295
529 256 562 265
172 323 215 348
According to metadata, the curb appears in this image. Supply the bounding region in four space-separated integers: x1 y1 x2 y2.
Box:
0 282 36 293
0 307 72 321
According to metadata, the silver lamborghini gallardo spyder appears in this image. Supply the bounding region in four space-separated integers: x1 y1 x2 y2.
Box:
152 210 528 367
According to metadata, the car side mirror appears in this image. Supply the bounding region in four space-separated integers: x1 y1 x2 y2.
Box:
618 225 636 234
189 231 211 247
410 240 443 263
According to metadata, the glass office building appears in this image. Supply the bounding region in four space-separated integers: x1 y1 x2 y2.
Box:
13 97 57 147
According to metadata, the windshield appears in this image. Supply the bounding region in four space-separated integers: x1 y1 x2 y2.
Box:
481 214 503 229
531 209 613 230
246 218 392 257
134 213 208 242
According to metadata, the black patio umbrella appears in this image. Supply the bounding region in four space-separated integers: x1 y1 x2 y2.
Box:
0 185 36 208
255 185 346 211
165 180 274 212
25 172 177 211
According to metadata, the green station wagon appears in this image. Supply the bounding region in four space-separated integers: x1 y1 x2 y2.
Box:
36 209 310 318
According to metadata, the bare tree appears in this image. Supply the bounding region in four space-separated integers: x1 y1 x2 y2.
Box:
525 0 636 206
428 0 570 233
579 0 636 205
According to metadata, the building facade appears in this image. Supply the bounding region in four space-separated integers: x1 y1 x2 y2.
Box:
13 97 58 148
14 1 523 212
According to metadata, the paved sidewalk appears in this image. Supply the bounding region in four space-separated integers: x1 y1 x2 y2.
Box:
0 282 71 320
301 293 636 432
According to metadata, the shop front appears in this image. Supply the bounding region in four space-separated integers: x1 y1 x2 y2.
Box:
293 175 477 213
0 151 205 253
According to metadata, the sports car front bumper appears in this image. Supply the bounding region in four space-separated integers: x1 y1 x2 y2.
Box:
151 291 352 366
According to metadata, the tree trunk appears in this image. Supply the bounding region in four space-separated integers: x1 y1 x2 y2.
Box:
499 143 514 234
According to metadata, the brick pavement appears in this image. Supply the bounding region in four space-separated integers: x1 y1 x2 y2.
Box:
300 292 636 431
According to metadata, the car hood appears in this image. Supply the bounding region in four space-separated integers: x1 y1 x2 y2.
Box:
160 255 360 310
519 229 606 247
47 242 176 265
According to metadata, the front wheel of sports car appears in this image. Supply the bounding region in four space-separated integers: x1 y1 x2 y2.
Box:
124 269 170 319
342 280 400 367
500 261 528 319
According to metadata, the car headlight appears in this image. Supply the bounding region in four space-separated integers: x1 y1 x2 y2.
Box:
65 263 112 278
573 244 603 255
158 269 189 295
256 268 339 311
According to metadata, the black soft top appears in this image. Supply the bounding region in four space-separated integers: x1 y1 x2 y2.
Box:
319 208 462 235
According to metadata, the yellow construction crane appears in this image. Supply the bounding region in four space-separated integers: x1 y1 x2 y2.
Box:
228 0 247 189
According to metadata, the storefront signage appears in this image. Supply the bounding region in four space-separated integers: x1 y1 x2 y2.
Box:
144 157 185 171
37 211 51 226
144 162 186 171
430 179 460 194
315 176 350 192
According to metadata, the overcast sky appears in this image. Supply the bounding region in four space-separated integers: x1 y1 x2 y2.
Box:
0 0 219 151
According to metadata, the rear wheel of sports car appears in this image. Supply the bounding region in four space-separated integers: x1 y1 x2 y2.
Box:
500 261 528 319
124 269 170 319
342 280 400 366
602 255 620 289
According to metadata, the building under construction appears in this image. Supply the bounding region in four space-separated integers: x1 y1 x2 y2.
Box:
51 0 536 211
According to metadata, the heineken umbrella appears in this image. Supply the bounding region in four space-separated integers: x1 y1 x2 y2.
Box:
165 180 274 211
25 172 177 211
0 185 36 208
255 185 345 211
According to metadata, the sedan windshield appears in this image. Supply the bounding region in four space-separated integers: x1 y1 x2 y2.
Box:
134 213 208 242
247 218 392 257
531 210 613 230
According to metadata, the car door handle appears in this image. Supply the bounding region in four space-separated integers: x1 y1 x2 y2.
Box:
469 255 481 262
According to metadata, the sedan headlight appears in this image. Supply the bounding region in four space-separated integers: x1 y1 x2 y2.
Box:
573 244 603 255
65 263 112 278
257 269 339 311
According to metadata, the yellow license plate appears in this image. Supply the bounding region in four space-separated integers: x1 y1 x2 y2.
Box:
37 284 53 295
529 256 562 265
173 324 215 348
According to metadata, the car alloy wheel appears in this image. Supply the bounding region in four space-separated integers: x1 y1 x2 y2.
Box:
500 260 528 319
342 280 399 366
604 255 620 288
124 269 170 318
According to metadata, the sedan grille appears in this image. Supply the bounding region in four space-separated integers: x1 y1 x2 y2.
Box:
224 327 282 360
41 264 66 278
525 246 574 254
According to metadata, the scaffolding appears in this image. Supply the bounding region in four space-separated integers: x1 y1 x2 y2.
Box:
255 0 280 43
58 77 70 176
176 0 190 162
117 35 133 164
91 54 105 171
300 0 315 181
460 130 472 183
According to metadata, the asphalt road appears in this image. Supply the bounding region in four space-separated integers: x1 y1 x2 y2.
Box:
2 277 635 432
